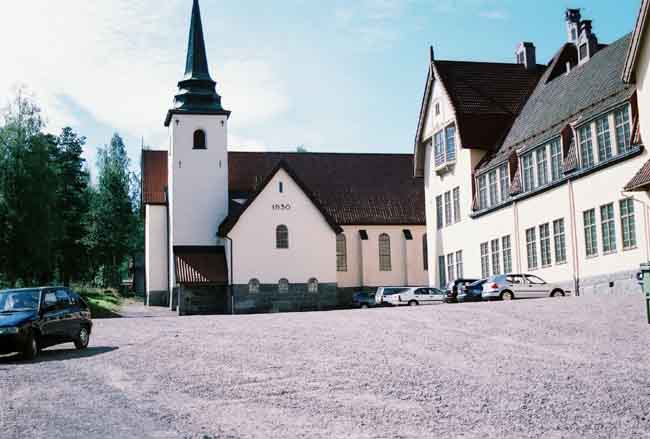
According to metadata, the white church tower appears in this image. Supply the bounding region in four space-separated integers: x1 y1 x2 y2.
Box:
164 0 231 300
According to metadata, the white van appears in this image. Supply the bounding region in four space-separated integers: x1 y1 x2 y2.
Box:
380 287 446 306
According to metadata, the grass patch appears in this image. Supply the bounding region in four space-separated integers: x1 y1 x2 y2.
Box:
75 288 124 318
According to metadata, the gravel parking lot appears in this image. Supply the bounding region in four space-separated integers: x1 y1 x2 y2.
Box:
1 294 650 439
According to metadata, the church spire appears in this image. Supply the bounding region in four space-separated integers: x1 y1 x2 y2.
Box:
165 0 230 126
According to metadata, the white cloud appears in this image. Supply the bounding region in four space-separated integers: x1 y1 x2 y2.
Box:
334 0 410 50
0 0 288 154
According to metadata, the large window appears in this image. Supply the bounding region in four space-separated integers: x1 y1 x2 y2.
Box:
499 164 509 201
436 195 443 230
480 242 490 278
540 223 552 267
550 139 562 181
438 255 446 288
444 191 452 226
536 147 549 186
434 131 445 166
600 203 617 253
620 199 637 250
423 234 428 271
583 209 598 257
336 234 347 272
526 227 538 270
455 250 464 278
502 235 512 273
453 187 461 223
491 239 500 275
578 124 594 168
488 170 498 206
596 116 613 161
446 125 456 162
379 234 392 271
276 225 289 249
478 175 488 210
447 253 455 283
522 152 535 192
193 129 206 149
615 105 632 153
553 219 567 264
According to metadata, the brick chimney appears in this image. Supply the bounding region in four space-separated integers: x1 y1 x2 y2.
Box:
516 42 536 71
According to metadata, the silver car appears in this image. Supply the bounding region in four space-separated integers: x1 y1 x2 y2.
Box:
481 274 568 301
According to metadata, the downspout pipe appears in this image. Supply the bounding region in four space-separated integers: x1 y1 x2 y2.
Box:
165 187 171 307
224 235 235 315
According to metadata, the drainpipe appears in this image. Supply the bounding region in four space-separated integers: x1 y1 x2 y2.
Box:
403 233 409 286
165 187 171 307
513 200 522 272
568 179 580 296
224 235 235 315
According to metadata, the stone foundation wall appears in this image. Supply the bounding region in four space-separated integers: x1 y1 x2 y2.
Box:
578 269 641 297
178 285 229 315
147 290 169 307
232 283 338 314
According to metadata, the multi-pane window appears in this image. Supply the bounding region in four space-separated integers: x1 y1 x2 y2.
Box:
499 164 509 201
488 170 498 206
455 250 464 278
615 105 632 153
436 195 443 229
526 227 538 270
453 187 461 223
336 234 347 272
553 219 567 264
444 192 452 226
434 131 445 166
522 153 535 192
379 233 392 271
446 125 456 162
480 242 490 278
550 139 562 181
596 116 613 161
276 225 289 249
447 253 455 282
600 203 617 253
539 223 552 267
536 147 549 186
438 255 446 288
502 235 512 273
478 175 488 210
578 124 594 168
583 209 598 257
620 199 637 250
491 239 501 275
422 234 429 271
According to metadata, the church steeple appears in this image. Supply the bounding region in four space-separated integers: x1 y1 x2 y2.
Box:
165 0 230 126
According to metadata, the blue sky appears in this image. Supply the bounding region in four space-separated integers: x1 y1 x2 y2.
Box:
0 1 641 176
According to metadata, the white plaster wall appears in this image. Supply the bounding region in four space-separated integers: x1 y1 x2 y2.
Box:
169 113 229 247
227 169 336 285
145 205 168 292
422 74 456 141
637 26 650 145
337 225 428 288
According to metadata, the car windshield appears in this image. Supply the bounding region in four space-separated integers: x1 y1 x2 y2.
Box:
0 289 40 312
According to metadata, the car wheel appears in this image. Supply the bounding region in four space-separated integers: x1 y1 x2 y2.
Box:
74 326 90 350
501 290 514 301
22 332 39 360
551 289 565 298
408 300 418 306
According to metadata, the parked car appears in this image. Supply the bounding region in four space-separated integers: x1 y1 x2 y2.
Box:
381 287 446 306
0 287 92 360
351 291 377 309
457 279 487 303
445 278 479 303
481 274 567 301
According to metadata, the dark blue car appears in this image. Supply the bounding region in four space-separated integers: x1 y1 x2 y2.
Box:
0 287 92 360
351 291 377 309
457 279 486 303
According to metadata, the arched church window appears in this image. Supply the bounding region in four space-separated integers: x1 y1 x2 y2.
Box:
308 278 319 293
278 278 289 294
276 225 289 249
193 129 206 149
248 278 260 294
336 234 347 272
379 233 392 271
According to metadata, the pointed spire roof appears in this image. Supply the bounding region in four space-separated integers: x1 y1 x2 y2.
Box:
165 0 230 126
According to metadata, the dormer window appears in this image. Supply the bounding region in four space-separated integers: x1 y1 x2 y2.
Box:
193 129 206 149
579 43 588 61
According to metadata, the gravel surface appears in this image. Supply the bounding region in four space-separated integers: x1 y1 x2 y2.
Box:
1 294 650 439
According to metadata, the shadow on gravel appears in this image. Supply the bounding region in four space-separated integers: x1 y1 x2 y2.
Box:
0 346 118 365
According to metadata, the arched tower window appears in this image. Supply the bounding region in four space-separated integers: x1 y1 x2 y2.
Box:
278 278 289 294
193 129 206 149
308 278 319 293
379 233 392 271
336 234 347 272
276 225 289 249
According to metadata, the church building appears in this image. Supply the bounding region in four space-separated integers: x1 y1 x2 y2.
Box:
142 0 427 314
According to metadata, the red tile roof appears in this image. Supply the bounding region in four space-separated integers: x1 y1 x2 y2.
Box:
174 246 228 285
142 150 425 225
624 158 650 191
142 150 168 204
